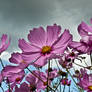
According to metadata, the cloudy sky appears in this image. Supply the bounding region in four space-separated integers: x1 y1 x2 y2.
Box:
0 1 92 91
0 0 92 61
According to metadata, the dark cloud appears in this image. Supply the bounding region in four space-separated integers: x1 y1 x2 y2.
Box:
0 0 56 25
0 0 92 52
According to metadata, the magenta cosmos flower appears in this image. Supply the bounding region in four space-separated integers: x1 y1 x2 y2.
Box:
70 19 92 54
9 52 29 69
19 24 72 67
0 34 10 54
78 73 92 92
7 71 25 88
61 78 71 86
26 70 49 91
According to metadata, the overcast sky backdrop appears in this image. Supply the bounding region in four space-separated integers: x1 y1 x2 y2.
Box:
0 1 92 91
0 0 92 65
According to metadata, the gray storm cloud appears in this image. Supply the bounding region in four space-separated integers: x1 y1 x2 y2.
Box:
0 0 92 52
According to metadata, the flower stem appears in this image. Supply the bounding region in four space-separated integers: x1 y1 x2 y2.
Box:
90 52 92 66
63 85 65 92
26 67 55 92
47 60 50 92
0 58 4 68
66 69 82 92
73 62 86 68
0 86 4 92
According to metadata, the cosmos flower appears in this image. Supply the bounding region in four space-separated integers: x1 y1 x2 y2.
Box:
45 68 58 81
70 19 92 54
19 24 72 67
6 70 25 90
9 52 29 69
59 54 73 69
0 34 10 54
78 73 92 92
73 68 87 78
26 70 48 91
61 78 71 86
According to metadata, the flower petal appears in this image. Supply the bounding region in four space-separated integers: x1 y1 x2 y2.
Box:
32 56 48 67
78 22 88 37
52 29 72 54
28 27 46 47
9 53 22 64
46 24 61 46
21 52 41 64
78 21 92 34
0 34 10 54
18 39 40 53
2 65 22 77
69 41 89 53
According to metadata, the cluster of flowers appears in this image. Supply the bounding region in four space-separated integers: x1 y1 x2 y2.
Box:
0 19 92 92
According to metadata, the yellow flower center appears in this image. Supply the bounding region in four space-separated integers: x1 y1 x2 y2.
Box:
41 46 51 54
88 85 92 90
43 81 48 86
21 60 26 64
15 77 21 82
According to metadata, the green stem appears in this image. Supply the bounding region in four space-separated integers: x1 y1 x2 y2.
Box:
73 62 86 68
66 69 81 92
27 67 55 92
90 52 92 66
26 67 44 82
0 58 4 68
69 86 70 92
55 59 60 70
83 59 88 67
63 85 65 92
47 60 50 92
7 77 11 92
0 86 4 92
54 79 62 92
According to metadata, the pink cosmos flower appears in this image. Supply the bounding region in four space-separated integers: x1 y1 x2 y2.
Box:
59 53 73 69
73 68 87 79
0 34 10 54
2 65 25 90
70 19 92 54
61 78 71 86
19 24 72 67
6 70 25 90
78 73 92 92
65 48 78 60
45 68 58 81
7 70 25 83
26 70 48 91
9 52 29 69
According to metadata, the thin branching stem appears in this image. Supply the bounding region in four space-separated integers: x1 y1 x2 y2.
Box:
0 86 4 92
0 58 4 68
